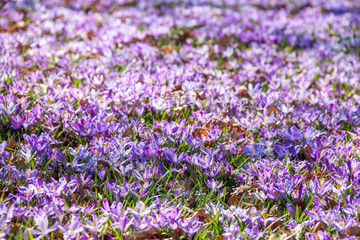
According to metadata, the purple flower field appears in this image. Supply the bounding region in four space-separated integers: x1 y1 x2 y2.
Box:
1 0 360 239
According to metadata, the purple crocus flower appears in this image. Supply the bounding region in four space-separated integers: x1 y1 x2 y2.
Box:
204 179 224 195
161 207 182 230
243 143 265 159
59 216 85 239
149 212 167 229
111 216 133 234
179 217 201 238
280 126 304 143
97 167 107 181
28 215 58 240
286 203 295 218
0 141 9 160
23 169 38 180
84 213 107 236
223 223 240 240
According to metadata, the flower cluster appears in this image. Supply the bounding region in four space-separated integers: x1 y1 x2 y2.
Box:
1 0 360 239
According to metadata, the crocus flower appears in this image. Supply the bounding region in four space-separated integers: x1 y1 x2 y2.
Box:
84 213 107 236
59 216 84 239
204 179 224 195
111 216 133 234
179 217 201 238
28 215 58 240
0 141 9 160
243 143 265 159
286 203 295 218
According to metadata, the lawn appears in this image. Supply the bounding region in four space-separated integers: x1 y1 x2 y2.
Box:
1 0 360 239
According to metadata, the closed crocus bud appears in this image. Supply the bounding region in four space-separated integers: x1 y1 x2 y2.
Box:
287 203 295 218
288 220 297 228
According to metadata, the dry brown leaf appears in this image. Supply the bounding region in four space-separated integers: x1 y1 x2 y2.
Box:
218 34 232 48
130 101 141 108
172 228 181 240
195 91 204 100
227 185 252 206
80 99 88 105
314 221 324 233
15 93 27 98
227 124 248 141
37 171 52 183
8 137 19 149
122 127 133 138
237 88 250 98
98 160 110 168
160 45 173 54
279 230 291 236
344 226 360 237
192 127 210 138
269 220 282 230
211 120 227 130
173 105 189 116
83 188 101 203
126 229 159 239
303 145 313 160
184 178 192 191
228 195 240 205
107 116 114 123
77 175 84 197
87 31 97 40
172 84 182 92
194 209 209 223
222 112 232 118
229 125 247 135
268 106 278 115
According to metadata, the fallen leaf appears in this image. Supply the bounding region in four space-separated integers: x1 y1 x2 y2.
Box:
237 88 250 98
172 84 182 92
303 145 313 160
227 124 248 140
192 127 210 139
86 31 97 40
8 137 19 149
268 106 278 115
98 160 110 168
173 105 189 116
267 220 282 230
227 185 252 206
222 112 232 118
83 188 101 203
160 45 173 54
10 224 20 234
172 228 181 240
195 91 204 100
125 229 159 239
107 116 114 123
184 178 192 191
194 209 209 223
211 120 227 130
343 226 360 237
130 101 141 108
122 127 133 138
228 195 240 205
218 34 232 48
